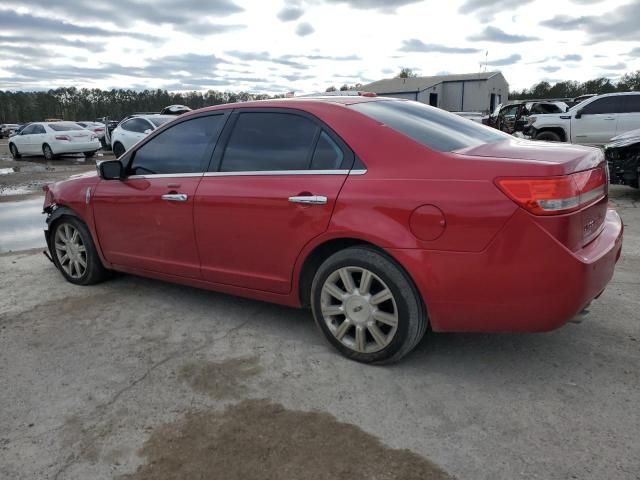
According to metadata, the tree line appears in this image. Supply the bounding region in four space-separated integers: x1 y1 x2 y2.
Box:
509 71 640 100
0 88 278 123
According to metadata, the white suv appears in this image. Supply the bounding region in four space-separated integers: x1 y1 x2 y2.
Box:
110 114 174 158
526 92 640 146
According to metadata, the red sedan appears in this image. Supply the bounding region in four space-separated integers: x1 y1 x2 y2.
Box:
42 96 623 363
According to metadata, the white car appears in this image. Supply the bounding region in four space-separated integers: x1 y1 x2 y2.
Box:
526 92 640 146
0 123 19 139
75 121 106 140
110 114 174 158
9 122 101 160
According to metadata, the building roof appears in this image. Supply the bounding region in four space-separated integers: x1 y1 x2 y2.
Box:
362 72 503 94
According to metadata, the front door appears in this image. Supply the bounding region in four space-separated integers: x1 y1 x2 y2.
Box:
92 113 227 277
194 110 353 294
15 124 37 154
571 96 620 145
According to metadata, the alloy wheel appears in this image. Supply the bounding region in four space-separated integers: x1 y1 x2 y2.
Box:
54 223 87 279
320 266 398 353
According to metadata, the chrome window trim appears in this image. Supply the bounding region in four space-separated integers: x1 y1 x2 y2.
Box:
126 169 367 179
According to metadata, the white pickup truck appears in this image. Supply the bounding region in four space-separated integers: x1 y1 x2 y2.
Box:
525 92 640 146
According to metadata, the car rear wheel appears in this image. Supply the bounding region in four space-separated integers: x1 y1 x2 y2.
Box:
535 130 562 142
112 142 125 158
50 217 108 285
9 143 21 159
43 143 55 161
311 246 427 364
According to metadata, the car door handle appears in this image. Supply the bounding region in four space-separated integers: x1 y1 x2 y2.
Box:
161 193 188 202
288 195 327 205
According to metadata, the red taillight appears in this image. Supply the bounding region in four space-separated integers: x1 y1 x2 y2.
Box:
94 127 104 132
55 135 71 141
496 166 607 216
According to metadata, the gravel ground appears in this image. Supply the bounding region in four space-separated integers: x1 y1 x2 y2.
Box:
0 143 638 480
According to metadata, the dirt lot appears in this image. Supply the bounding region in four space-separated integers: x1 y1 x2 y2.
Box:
0 140 639 479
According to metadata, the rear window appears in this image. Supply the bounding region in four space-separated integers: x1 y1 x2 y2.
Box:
350 100 509 152
48 122 84 131
149 116 173 127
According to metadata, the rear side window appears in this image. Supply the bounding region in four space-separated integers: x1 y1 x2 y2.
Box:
221 112 318 171
48 122 84 131
129 115 225 175
350 100 509 152
618 95 640 113
581 97 621 115
122 118 152 133
311 131 344 169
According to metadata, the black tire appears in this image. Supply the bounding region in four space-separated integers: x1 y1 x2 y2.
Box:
9 143 21 159
43 143 54 161
50 216 108 286
535 130 562 142
112 142 125 158
311 246 427 364
84 151 97 158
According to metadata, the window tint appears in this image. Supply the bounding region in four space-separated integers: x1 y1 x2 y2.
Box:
122 118 152 133
221 112 319 172
351 100 509 152
129 115 224 175
581 97 621 115
311 131 344 169
21 124 36 134
618 95 640 113
31 125 45 134
48 122 84 131
148 116 173 127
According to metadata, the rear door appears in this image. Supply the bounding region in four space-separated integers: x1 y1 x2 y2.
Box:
194 109 354 294
616 94 640 136
571 96 620 145
31 124 48 154
92 113 227 277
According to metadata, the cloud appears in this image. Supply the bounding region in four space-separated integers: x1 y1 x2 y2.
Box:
281 53 360 61
225 50 309 69
399 39 481 54
0 34 104 52
278 5 305 21
468 26 538 43
627 47 640 57
486 53 521 66
0 9 156 41
459 0 534 22
295 22 315 36
540 3 640 43
598 62 627 70
541 65 561 73
557 54 582 61
324 0 421 12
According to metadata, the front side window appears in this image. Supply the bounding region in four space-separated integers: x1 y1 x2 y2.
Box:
581 97 621 115
351 100 509 152
122 118 152 133
21 124 36 135
129 115 225 175
220 112 319 172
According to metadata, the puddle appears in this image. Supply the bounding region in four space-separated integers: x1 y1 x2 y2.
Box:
0 168 14 175
0 197 46 253
119 399 453 480
178 356 262 399
0 186 34 197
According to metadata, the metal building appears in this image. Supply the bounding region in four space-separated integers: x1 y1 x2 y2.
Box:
362 72 509 113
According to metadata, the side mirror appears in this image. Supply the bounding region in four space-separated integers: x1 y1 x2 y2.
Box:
98 160 123 180
575 108 583 119
143 129 152 135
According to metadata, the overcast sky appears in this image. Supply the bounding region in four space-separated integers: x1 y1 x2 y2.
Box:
0 0 638 94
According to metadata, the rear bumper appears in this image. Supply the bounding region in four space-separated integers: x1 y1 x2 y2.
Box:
388 208 623 333
51 141 100 154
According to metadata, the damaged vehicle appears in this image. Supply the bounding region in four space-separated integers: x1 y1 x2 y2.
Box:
606 128 640 188
484 101 568 135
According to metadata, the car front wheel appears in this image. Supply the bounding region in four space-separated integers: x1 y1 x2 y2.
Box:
311 246 427 364
535 130 562 142
112 142 125 158
50 217 108 285
9 143 21 159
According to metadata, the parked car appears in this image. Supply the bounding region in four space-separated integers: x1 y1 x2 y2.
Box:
9 121 100 160
76 121 106 140
161 104 192 115
109 114 174 157
484 101 568 134
42 97 622 363
451 111 484 123
526 92 640 145
566 93 597 108
0 123 19 139
605 127 640 188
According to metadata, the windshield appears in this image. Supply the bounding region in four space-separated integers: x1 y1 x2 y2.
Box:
148 116 174 127
350 100 509 152
48 122 85 131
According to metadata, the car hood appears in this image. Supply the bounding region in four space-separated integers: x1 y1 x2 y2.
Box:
606 128 640 149
454 138 604 172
